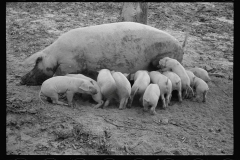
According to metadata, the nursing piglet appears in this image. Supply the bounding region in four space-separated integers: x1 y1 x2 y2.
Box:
192 76 209 102
162 71 182 102
158 57 194 98
39 76 97 107
97 69 117 108
149 71 172 109
142 84 160 115
127 70 150 108
111 71 131 109
190 67 211 83
65 74 103 108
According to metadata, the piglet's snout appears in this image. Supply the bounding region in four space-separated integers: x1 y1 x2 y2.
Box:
90 87 98 95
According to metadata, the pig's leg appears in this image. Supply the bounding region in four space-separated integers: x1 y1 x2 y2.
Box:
103 99 110 108
127 91 137 108
196 95 201 103
178 92 183 102
119 98 126 110
66 91 75 108
51 93 68 106
166 93 171 108
193 89 201 103
127 96 133 108
143 101 149 112
202 90 208 102
169 93 172 103
182 89 188 99
124 98 129 109
139 95 143 104
178 90 182 102
188 86 194 98
161 94 166 109
93 100 104 109
143 105 148 112
150 103 157 115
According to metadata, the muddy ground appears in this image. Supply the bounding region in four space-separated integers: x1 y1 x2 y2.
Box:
6 2 233 155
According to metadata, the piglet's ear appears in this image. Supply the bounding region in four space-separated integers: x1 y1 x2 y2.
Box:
110 70 115 74
22 51 46 66
123 73 129 77
79 83 89 91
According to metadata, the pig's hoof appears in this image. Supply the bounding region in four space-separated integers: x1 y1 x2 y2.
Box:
93 106 100 109
151 111 157 115
69 103 75 108
126 104 131 108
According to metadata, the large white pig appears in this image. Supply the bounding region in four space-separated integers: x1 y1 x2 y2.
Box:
21 22 187 85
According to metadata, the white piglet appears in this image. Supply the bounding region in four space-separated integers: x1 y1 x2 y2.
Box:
65 74 104 108
97 69 117 108
190 67 211 83
111 71 131 109
143 84 160 115
128 70 150 108
39 76 98 107
192 76 209 102
149 71 172 109
162 71 182 102
158 57 194 98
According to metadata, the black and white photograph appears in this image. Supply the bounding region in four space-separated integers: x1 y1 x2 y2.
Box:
6 2 233 155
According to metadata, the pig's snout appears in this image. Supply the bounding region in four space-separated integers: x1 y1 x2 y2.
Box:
20 67 52 86
90 87 98 95
157 64 163 69
20 71 38 85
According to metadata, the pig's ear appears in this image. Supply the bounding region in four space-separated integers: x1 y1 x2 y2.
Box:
123 73 129 77
22 51 46 66
192 76 196 82
110 70 115 74
79 83 89 91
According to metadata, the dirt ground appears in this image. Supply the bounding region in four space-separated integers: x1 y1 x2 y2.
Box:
6 2 233 155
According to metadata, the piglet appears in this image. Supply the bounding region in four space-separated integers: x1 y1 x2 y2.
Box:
39 76 97 108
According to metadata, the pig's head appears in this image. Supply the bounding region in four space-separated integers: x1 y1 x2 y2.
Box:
20 52 58 85
157 57 170 69
78 80 98 95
